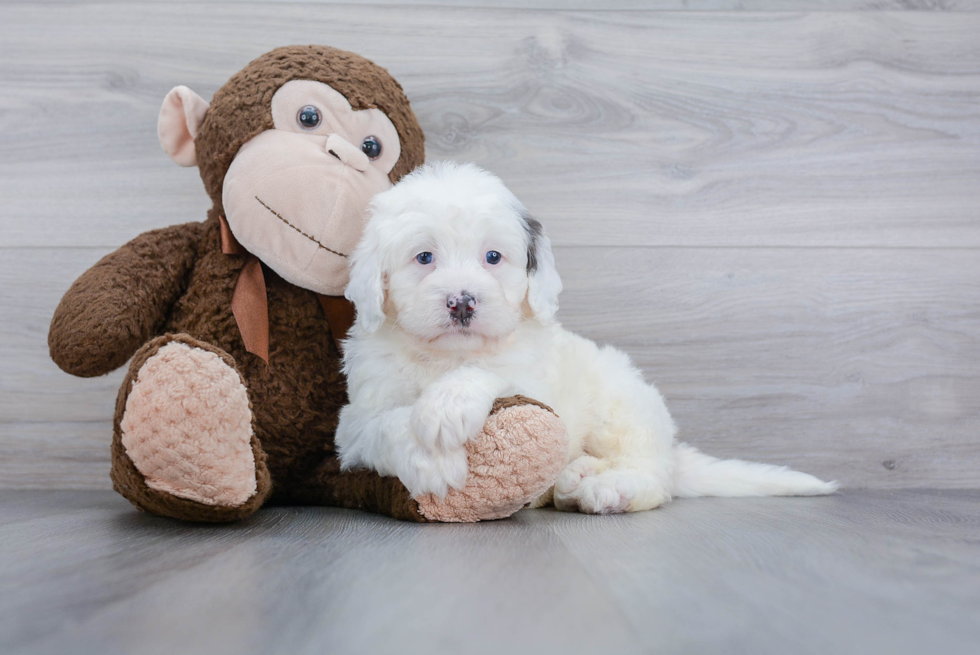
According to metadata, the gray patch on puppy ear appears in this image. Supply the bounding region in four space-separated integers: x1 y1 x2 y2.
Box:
522 210 543 274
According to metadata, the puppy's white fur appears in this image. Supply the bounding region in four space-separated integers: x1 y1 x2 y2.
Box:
336 162 838 513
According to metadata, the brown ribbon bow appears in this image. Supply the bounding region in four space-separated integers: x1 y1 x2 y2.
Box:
219 215 354 364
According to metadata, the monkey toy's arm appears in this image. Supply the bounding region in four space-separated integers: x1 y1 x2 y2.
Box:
49 222 204 378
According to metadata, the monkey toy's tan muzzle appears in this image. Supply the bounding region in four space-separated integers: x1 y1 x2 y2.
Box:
222 129 391 296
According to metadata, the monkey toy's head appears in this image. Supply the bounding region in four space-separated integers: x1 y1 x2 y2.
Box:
158 45 425 295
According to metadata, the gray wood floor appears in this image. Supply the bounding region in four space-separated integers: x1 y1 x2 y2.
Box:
1 489 978 655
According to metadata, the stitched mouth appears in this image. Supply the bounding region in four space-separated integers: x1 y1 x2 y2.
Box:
254 196 348 258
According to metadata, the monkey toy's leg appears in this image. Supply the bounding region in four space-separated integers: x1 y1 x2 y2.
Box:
110 334 272 522
412 397 569 522
284 396 569 523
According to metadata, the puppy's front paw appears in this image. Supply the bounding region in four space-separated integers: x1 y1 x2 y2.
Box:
410 384 497 452
397 443 469 500
554 457 668 514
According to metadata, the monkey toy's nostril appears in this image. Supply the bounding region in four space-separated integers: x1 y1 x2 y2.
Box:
447 293 476 325
324 134 369 172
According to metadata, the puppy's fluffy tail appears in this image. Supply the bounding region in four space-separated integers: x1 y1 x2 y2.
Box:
672 443 839 498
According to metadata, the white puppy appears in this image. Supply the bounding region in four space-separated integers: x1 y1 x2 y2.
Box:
336 162 837 514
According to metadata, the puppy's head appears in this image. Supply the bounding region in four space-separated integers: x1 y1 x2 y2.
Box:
346 162 562 350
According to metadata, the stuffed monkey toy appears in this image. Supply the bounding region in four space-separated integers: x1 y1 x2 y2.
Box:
48 46 568 523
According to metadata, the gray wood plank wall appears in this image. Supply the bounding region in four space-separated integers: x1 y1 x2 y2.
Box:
7 1 979 10
1 2 978 490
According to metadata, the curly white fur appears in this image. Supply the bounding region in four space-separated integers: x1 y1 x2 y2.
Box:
336 162 838 513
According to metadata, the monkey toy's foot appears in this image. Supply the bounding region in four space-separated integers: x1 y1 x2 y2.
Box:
111 334 271 522
414 396 569 522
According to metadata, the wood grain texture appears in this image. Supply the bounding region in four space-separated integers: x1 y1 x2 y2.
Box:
7 1 979 10
0 3 977 491
4 245 978 490
1 6 979 248
1 489 978 655
557 246 980 489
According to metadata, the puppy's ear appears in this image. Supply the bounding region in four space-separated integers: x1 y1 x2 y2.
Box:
523 212 563 320
345 226 387 334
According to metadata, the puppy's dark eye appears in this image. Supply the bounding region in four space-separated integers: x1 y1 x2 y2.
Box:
361 136 382 160
416 252 433 265
485 251 502 265
297 105 321 130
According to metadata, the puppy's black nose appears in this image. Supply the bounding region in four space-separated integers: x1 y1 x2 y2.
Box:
447 293 476 325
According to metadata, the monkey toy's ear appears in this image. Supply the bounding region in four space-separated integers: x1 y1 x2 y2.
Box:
157 86 210 167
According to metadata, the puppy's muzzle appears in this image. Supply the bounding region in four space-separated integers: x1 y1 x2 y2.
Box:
447 292 476 326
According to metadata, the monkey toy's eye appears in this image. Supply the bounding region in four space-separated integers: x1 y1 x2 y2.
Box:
297 105 321 129
485 251 502 265
361 136 382 160
416 251 434 265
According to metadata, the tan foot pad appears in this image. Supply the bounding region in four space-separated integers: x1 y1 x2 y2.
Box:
416 397 568 522
120 342 256 507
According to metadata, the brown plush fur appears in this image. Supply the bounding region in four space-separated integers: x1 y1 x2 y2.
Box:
110 333 273 522
49 46 428 522
489 395 555 416
195 45 425 214
59 215 364 520
48 46 563 523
